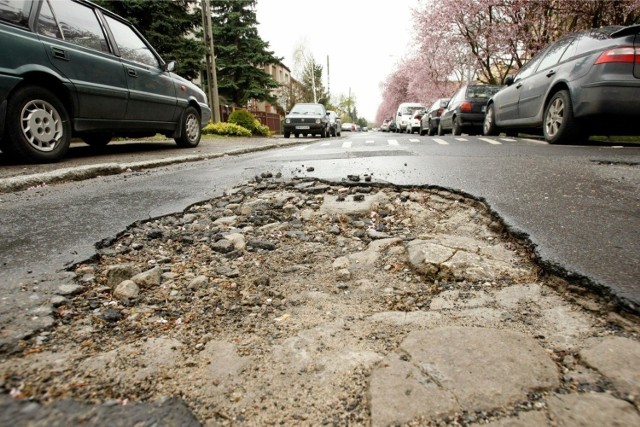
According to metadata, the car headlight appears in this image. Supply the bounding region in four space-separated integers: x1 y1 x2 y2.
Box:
285 119 290 124
315 119 321 124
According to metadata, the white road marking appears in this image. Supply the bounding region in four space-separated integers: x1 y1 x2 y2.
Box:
433 138 449 145
455 138 468 141
321 142 331 146
409 139 420 142
298 145 309 150
342 141 352 148
388 139 399 146
522 138 547 145
500 138 517 142
479 137 502 145
366 140 375 144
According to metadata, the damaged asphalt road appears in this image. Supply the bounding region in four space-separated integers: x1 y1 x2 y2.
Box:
1 178 640 426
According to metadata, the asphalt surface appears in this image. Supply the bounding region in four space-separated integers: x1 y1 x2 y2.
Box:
1 133 639 311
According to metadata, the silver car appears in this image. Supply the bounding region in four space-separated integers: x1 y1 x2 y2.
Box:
484 24 640 144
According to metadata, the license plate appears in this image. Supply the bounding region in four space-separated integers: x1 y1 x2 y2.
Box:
296 126 310 130
481 105 486 112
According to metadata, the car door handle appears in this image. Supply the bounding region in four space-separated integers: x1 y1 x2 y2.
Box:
51 47 68 61
127 68 138 77
546 70 556 77
515 83 523 89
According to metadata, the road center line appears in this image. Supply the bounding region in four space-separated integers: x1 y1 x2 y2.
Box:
433 138 449 145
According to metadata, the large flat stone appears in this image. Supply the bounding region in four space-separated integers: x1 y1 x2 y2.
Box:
547 392 640 425
580 336 640 404
369 327 559 426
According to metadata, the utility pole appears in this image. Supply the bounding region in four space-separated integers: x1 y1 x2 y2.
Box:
326 55 330 100
201 0 220 122
311 57 317 103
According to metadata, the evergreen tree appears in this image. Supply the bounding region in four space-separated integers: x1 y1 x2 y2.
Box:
94 0 205 80
210 0 281 106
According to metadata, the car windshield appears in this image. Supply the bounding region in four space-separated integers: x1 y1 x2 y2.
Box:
466 86 502 99
290 104 324 115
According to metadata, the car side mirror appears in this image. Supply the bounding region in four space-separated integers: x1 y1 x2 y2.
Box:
164 60 177 72
504 75 514 86
397 112 401 116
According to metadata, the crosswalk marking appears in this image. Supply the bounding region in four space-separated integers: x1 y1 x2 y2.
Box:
455 138 468 141
388 139 399 146
433 138 449 145
478 137 501 145
500 138 517 142
342 141 352 148
321 142 331 146
366 140 374 144
409 139 420 142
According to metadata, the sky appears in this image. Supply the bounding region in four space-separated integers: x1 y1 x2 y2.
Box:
255 0 421 122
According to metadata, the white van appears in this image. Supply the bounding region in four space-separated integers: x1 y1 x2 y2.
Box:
396 102 425 133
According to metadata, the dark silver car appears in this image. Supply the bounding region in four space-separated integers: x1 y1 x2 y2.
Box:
484 24 640 144
420 98 449 136
283 103 329 138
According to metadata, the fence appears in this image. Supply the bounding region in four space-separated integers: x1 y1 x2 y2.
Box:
218 106 282 134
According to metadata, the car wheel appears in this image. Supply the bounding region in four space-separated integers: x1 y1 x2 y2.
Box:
295 133 299 138
175 106 201 147
483 104 499 136
544 90 582 145
452 116 462 135
82 133 112 147
320 127 327 138
3 85 71 163
437 122 445 136
284 131 290 138
337 131 341 137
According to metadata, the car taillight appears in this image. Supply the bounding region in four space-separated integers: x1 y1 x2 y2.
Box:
595 47 640 64
460 101 472 112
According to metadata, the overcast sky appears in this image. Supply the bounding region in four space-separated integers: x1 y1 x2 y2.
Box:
255 0 421 122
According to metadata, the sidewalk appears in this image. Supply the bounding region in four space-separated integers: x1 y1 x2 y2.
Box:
0 135 307 193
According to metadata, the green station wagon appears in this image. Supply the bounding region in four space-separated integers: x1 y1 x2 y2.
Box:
0 0 212 163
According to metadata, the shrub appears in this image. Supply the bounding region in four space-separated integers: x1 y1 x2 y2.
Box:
228 109 256 132
253 120 271 137
202 122 251 137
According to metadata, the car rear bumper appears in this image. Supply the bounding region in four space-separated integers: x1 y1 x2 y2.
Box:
458 112 486 127
575 80 640 117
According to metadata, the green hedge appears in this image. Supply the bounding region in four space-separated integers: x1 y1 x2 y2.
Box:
228 109 272 136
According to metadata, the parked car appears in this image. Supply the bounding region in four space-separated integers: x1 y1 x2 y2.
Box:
327 110 341 137
420 98 449 136
380 119 391 132
0 0 212 163
388 120 398 133
438 85 502 136
396 102 425 133
484 24 640 144
284 103 329 138
341 122 353 132
407 108 426 134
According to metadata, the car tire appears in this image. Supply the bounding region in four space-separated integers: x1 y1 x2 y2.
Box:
4 85 71 163
175 106 201 148
320 127 327 138
427 120 435 136
437 122 445 136
284 131 290 138
544 90 582 145
452 116 462 135
483 104 499 136
82 133 112 147
295 133 299 138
